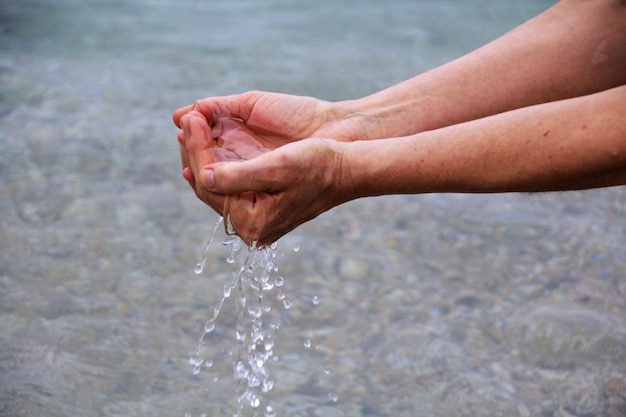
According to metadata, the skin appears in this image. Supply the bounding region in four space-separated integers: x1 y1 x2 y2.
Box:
175 0 626 246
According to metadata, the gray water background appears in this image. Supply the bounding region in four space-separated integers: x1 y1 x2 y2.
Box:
1 1 625 416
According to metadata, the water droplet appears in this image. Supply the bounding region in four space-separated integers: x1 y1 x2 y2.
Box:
223 284 232 297
262 379 274 393
205 360 213 368
236 329 246 342
303 339 311 348
261 280 274 291
204 320 215 333
189 356 203 367
274 276 284 287
324 369 332 375
250 396 260 408
248 305 262 318
234 361 248 378
194 260 205 274
282 299 292 310
328 392 338 402
265 405 276 417
312 295 320 305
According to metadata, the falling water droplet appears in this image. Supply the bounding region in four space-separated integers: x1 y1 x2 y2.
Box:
328 392 339 402
262 378 274 393
204 320 215 333
312 295 320 305
223 284 232 297
189 356 203 375
274 276 284 287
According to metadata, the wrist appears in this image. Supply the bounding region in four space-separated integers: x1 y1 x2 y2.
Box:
331 139 382 202
337 90 429 140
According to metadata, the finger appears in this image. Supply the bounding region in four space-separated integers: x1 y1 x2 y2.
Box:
223 191 268 245
182 166 195 186
183 113 217 179
173 104 193 128
179 143 190 170
202 155 283 195
193 91 261 123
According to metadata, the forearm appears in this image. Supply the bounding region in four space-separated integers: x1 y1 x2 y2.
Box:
341 86 626 197
338 0 626 140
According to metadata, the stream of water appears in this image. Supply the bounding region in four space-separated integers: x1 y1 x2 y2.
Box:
189 218 286 417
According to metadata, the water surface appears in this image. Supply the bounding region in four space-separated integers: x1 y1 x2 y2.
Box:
1 1 625 416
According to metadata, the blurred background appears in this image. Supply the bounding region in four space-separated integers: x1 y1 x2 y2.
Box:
1 1 625 416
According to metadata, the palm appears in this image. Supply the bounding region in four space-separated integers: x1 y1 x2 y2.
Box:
184 91 355 151
239 93 326 148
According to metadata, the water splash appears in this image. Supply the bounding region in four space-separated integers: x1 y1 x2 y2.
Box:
189 223 292 417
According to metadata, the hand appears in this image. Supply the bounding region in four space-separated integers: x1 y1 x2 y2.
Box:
178 111 271 215
175 91 364 235
174 91 361 149
203 138 351 246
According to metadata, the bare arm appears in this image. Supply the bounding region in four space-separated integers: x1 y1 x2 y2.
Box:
198 85 626 244
175 1 626 145
340 0 626 140
176 0 626 245
342 85 626 197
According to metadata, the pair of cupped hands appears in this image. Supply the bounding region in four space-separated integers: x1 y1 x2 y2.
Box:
174 91 360 246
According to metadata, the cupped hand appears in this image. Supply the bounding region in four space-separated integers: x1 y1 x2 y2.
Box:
178 110 272 215
204 138 353 246
174 91 362 148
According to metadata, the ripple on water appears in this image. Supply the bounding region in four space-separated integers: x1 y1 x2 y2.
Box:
506 305 626 369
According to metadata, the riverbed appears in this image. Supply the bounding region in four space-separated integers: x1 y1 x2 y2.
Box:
1 1 625 416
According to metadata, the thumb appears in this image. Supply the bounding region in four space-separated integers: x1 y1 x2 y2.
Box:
200 159 280 195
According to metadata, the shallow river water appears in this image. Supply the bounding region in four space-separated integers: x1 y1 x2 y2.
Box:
1 1 625 416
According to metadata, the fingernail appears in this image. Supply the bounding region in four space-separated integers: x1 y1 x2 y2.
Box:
201 169 214 188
